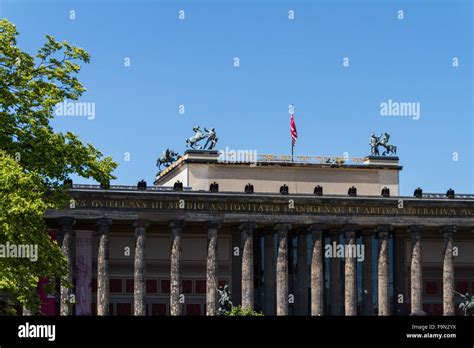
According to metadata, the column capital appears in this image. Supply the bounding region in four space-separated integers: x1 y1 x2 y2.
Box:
377 224 393 238
169 220 184 230
58 217 76 229
239 222 257 231
274 223 292 233
308 223 325 233
207 221 220 238
328 229 341 239
345 230 356 238
409 225 423 239
207 221 222 230
133 219 149 229
442 225 457 235
96 218 112 234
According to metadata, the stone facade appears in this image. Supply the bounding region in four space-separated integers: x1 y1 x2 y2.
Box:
41 154 474 316
44 183 474 316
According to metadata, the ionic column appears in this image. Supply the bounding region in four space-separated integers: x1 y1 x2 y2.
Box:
275 223 291 316
409 225 423 315
133 219 149 316
296 231 309 315
442 225 456 316
263 231 276 315
377 225 392 316
206 221 221 316
58 217 75 316
361 230 373 316
239 222 257 310
96 218 112 316
170 220 184 316
329 230 342 315
344 224 357 316
309 224 324 316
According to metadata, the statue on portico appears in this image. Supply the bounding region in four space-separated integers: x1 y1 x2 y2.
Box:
379 132 397 156
186 126 218 150
156 149 180 171
369 132 397 156
455 291 474 316
186 126 206 149
217 284 233 315
369 133 380 156
203 127 218 150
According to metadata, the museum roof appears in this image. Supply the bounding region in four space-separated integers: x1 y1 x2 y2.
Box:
154 150 404 184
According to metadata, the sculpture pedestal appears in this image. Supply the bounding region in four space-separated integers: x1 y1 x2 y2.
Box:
184 149 219 161
364 156 399 166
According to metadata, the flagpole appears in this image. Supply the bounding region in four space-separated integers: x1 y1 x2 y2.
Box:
290 103 295 163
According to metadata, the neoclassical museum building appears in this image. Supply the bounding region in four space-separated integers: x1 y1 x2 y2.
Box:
41 150 473 316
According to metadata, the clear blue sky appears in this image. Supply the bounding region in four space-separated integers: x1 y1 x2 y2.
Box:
2 0 473 195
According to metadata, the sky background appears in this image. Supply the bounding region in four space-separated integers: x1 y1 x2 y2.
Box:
2 0 473 195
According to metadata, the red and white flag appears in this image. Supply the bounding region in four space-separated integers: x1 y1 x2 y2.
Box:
290 109 298 146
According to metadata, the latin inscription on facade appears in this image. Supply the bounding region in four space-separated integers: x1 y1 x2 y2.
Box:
72 198 474 217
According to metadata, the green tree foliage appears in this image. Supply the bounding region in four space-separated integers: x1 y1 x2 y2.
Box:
227 306 264 316
0 19 117 312
0 150 67 311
